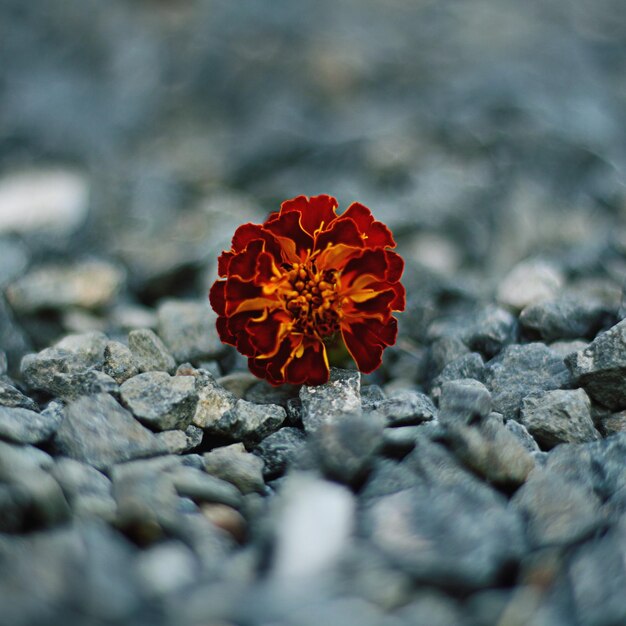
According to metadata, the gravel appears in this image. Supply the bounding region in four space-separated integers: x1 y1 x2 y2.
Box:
128 328 177 374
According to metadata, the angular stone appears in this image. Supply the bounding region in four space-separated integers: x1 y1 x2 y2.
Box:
216 371 258 399
444 413 535 487
565 319 626 410
438 379 492 425
497 259 564 311
51 457 116 520
157 299 225 362
373 389 436 426
0 380 38 410
6 260 124 313
429 336 471 375
598 411 626 437
171 467 242 509
430 352 486 400
363 483 524 589
511 469 603 548
128 328 176 373
54 394 164 470
520 389 600 449
120 371 198 431
203 443 265 494
505 420 540 453
0 403 63 445
20 332 117 400
0 350 6 377
520 296 617 341
0 296 31 376
0 440 70 532
300 368 361 433
190 369 237 430
155 425 203 454
360 385 386 412
310 412 385 485
253 427 308 479
217 399 286 443
103 340 139 384
485 343 570 421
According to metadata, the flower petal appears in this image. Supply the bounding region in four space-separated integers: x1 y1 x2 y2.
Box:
281 195 338 237
209 280 227 316
341 317 398 373
265 210 314 260
315 216 363 252
285 338 330 385
341 202 396 248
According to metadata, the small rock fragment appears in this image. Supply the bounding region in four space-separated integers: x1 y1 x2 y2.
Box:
191 369 237 430
497 259 564 311
438 379 492 425
217 399 286 443
120 371 198 431
128 328 176 373
203 443 265 494
375 389 436 426
0 403 63 445
253 427 308 479
155 425 203 454
103 341 139 384
519 389 600 449
0 380 38 411
430 352 486 400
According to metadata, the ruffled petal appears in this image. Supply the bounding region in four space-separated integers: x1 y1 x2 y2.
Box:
209 280 227 316
341 317 398 373
284 338 330 385
281 195 338 237
315 216 363 252
265 210 314 261
341 202 396 248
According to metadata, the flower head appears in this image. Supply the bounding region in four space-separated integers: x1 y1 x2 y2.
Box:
209 195 405 385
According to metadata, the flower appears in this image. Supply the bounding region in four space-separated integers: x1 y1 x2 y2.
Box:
209 195 405 386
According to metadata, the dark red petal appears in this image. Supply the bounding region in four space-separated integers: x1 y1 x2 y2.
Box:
285 340 329 385
342 249 387 282
315 216 363 252
226 311 257 356
228 240 265 281
231 223 266 252
247 311 285 356
216 315 235 345
281 195 338 237
341 317 398 373
264 210 314 259
390 282 406 311
224 278 263 316
352 290 395 317
341 202 395 248
255 251 277 284
341 202 374 231
217 251 234 277
209 280 227 316
263 338 295 385
385 250 404 282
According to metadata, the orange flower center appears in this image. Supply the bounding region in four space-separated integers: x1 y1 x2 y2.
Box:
280 262 341 338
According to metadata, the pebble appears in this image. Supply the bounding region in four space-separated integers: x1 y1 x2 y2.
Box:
0 351 6 377
598 410 626 437
374 389 437 426
6 260 124 313
253 427 308 479
54 394 165 470
0 380 38 410
156 425 204 454
430 352 486 400
171 466 243 509
496 259 564 311
103 340 139 384
157 299 225 363
565 318 626 410
120 371 198 431
135 541 198 597
0 237 29 289
519 295 617 341
519 389 600 448
0 403 63 445
484 343 570 421
128 328 177 374
438 379 492 425
300 368 361 433
203 443 265 494
216 398 286 443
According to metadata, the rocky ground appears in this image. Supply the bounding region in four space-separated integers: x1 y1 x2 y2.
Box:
2 1 626 625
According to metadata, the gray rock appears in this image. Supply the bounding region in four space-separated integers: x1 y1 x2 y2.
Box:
520 296 617 341
511 469 603 548
300 368 361 433
363 482 524 589
128 328 177 373
0 403 62 445
310 412 385 485
103 340 139 384
171 466 242 509
569 529 626 626
566 319 626 410
396 592 464 626
0 296 31 376
157 299 225 362
271 473 355 580
598 410 626 437
360 385 386 412
374 389 436 426
430 352 486 400
156 424 204 454
203 443 265 494
485 343 570 421
135 541 198 597
54 394 165 470
217 399 286 443
253 427 308 479
120 371 198 431
548 339 589 359
216 371 258 399
0 350 6 376
438 379 492 424
20 332 117 400
444 412 535 487
0 440 70 532
520 389 600 449
497 259 564 311
51 457 116 520
6 259 124 313
0 237 29 289
245 379 301 407
0 380 38 410
429 336 471 375
183 367 238 431
505 419 541 453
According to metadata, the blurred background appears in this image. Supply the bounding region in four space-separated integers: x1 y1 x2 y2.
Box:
1 0 626 370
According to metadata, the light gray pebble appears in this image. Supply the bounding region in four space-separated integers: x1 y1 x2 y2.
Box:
128 328 176 373
203 443 265 494
103 340 139 384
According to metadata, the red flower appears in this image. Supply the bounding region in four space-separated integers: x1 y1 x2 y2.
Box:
209 195 405 386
